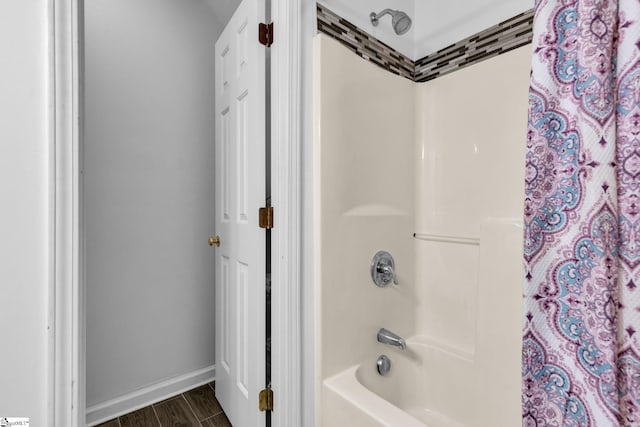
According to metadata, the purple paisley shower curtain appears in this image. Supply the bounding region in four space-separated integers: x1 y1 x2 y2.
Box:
523 0 640 425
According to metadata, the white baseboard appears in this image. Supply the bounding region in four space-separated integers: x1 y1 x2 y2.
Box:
85 365 216 426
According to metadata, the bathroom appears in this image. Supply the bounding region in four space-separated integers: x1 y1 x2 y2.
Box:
80 0 532 422
2 0 586 425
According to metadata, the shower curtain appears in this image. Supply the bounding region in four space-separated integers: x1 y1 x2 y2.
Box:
523 0 640 425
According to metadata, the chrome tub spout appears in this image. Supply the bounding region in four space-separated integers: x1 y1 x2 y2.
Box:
377 328 406 350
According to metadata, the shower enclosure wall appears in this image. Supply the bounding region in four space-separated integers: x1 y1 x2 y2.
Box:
313 33 530 426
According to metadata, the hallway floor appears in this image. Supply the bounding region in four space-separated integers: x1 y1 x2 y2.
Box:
96 383 231 427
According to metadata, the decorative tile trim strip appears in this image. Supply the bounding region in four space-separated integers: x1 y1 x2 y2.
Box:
414 9 534 82
316 4 414 81
317 4 534 83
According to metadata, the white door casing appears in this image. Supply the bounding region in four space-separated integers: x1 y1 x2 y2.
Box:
214 0 266 426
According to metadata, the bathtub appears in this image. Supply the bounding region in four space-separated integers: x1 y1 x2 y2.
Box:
323 335 479 427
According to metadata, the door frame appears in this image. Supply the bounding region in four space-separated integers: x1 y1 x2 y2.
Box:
50 0 302 425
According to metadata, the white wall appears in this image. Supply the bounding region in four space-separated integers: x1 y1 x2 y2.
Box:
84 0 222 418
0 1 51 425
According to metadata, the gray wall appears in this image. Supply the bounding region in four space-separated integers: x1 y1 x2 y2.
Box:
85 0 222 408
0 1 50 424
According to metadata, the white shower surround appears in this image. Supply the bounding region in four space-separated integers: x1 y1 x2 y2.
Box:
317 0 533 60
314 34 531 426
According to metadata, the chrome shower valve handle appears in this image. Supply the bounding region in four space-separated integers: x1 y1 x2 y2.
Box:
377 264 399 285
371 250 398 287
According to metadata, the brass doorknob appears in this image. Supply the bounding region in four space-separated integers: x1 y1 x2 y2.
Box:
208 235 221 247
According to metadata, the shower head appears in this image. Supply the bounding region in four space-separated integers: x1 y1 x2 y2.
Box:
370 9 412 35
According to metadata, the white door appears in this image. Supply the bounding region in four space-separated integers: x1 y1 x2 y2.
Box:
214 0 266 425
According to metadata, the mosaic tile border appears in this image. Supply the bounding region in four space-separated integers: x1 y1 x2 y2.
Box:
317 4 534 83
316 4 414 81
414 10 534 82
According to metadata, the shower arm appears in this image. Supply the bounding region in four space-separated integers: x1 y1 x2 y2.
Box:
370 9 393 26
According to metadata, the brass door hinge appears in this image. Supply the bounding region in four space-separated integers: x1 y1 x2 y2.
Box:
259 387 274 411
259 22 274 47
259 206 274 229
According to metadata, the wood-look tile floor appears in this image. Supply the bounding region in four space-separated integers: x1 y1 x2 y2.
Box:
96 383 232 427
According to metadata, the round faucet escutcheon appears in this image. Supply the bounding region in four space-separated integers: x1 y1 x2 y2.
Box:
371 250 398 287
